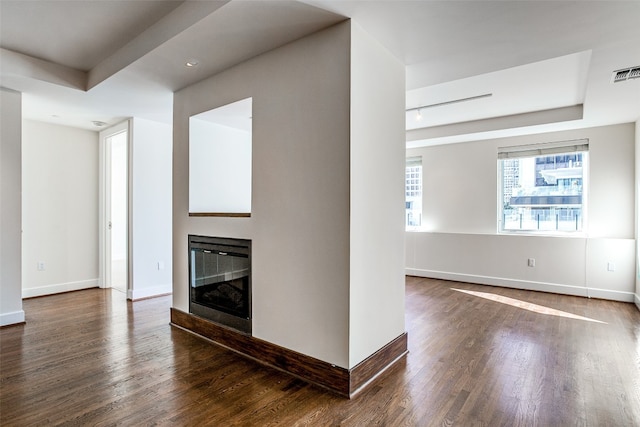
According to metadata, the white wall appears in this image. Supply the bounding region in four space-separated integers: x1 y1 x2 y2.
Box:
130 117 172 300
635 119 639 310
174 22 352 367
22 120 99 298
407 123 636 302
189 119 251 213
348 23 406 367
0 88 24 326
174 21 406 369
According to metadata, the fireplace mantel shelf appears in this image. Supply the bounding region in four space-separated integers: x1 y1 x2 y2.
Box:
189 212 251 218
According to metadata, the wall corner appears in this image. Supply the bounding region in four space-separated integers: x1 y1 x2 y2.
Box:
0 87 24 326
635 119 640 309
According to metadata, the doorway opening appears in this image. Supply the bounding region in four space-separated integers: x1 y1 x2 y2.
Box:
99 121 129 295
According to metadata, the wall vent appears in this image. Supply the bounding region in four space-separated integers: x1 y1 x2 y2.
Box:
612 66 640 83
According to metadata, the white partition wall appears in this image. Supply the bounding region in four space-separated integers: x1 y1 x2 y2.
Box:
173 21 406 370
130 118 173 300
635 119 640 310
0 88 24 326
348 23 406 367
174 22 351 367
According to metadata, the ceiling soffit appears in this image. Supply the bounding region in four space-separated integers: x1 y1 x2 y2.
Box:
0 0 345 129
406 51 591 131
0 0 186 71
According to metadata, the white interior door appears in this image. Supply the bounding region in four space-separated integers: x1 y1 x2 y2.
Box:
99 121 129 293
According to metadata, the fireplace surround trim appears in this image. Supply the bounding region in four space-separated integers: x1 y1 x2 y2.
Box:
188 234 252 335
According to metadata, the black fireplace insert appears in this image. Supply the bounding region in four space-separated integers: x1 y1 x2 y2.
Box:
188 235 251 334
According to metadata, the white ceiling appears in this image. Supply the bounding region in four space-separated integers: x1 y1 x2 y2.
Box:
1 0 639 147
405 51 592 130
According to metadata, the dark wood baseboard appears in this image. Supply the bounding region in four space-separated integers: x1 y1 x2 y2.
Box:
0 321 26 328
170 308 407 398
170 308 350 396
350 332 409 396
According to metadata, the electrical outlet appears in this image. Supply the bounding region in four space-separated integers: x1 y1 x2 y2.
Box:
607 262 615 272
37 262 45 271
527 258 536 267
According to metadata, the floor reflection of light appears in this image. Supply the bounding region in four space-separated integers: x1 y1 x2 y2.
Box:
452 288 607 324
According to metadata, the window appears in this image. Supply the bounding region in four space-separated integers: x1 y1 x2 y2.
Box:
498 139 588 233
406 157 422 228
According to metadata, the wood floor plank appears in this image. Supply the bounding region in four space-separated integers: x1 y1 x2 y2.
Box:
2 277 639 426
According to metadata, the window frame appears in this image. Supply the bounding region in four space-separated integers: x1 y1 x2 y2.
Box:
497 139 589 235
405 156 423 230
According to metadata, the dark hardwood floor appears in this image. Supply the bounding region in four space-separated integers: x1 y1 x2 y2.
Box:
2 276 639 426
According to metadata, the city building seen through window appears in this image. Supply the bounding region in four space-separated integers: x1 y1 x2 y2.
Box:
406 157 422 228
499 140 588 233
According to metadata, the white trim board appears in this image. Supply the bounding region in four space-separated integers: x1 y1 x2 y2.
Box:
406 268 636 303
128 283 172 301
0 310 26 327
22 279 99 299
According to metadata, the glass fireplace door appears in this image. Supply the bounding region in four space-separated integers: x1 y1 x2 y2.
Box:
190 247 250 319
188 235 251 334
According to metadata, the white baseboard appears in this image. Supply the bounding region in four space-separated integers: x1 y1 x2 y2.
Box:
406 268 635 303
129 284 172 301
22 279 99 298
587 287 636 303
1 310 25 326
635 293 640 311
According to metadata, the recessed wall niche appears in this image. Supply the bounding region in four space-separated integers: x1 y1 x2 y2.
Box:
189 97 252 216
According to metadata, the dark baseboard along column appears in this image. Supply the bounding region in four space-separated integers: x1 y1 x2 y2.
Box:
170 308 408 398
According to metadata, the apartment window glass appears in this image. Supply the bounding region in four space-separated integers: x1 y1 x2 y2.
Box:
498 139 588 233
406 157 422 228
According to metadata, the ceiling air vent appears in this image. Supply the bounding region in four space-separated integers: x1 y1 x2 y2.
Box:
612 66 640 83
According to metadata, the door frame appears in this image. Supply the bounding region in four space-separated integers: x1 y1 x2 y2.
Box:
99 120 131 295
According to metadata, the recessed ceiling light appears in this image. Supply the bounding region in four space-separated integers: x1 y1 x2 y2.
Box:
185 59 199 68
92 121 107 127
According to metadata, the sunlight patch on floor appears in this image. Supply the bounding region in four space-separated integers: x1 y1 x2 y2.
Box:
452 288 607 324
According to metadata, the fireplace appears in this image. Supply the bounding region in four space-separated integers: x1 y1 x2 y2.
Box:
188 235 251 334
